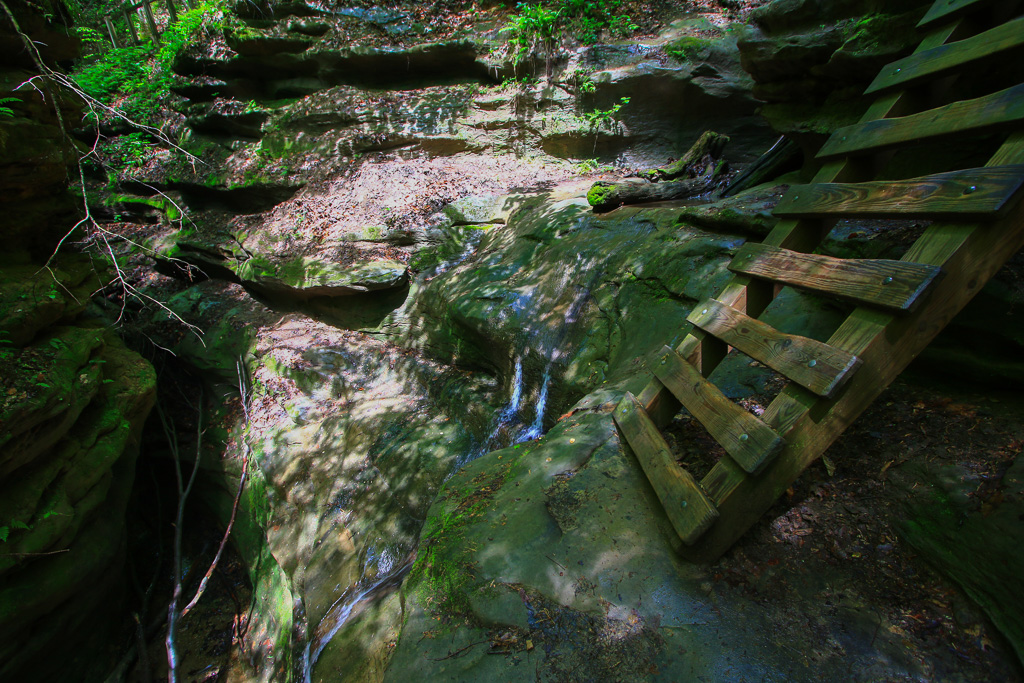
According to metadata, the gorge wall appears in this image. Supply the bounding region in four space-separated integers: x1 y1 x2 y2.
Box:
4 0 1024 681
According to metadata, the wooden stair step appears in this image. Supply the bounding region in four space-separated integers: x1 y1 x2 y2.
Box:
651 346 784 474
774 165 1024 220
867 16 1024 94
918 0 1003 28
729 243 944 312
817 83 1024 159
687 298 862 398
613 392 718 545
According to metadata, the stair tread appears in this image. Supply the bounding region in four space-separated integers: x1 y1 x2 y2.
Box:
613 392 718 545
774 165 1024 220
652 346 784 475
687 298 862 398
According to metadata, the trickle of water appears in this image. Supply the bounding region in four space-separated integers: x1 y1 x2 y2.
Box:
517 368 551 443
302 543 410 681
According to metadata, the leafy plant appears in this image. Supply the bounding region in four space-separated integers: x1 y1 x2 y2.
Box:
101 131 154 170
0 96 17 118
570 68 596 93
502 0 636 77
0 520 31 543
583 95 630 131
71 1 224 124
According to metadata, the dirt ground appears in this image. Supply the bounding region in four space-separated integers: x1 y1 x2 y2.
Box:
666 372 1024 680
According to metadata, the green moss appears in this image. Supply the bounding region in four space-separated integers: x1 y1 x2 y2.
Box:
105 194 181 221
666 36 713 62
407 455 522 623
586 182 614 208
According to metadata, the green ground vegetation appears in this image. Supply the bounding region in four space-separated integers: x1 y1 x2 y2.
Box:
502 0 638 72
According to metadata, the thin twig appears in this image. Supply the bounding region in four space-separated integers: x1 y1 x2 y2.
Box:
161 386 204 683
0 548 70 557
180 358 252 618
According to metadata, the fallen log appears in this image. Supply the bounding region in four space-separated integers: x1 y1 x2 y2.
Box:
646 130 730 181
721 136 801 197
587 177 710 211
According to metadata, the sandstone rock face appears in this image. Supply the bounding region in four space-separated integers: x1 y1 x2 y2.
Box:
737 0 931 149
0 263 156 682
0 6 157 681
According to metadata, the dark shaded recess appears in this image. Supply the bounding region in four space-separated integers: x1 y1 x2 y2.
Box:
91 200 162 224
225 33 315 57
873 133 1006 181
120 180 303 213
232 0 322 20
186 111 270 140
163 244 238 283
154 254 210 283
251 282 412 330
3 195 82 260
172 43 496 102
540 130 641 161
277 110 360 135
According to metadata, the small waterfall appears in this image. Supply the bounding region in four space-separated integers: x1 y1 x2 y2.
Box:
467 255 596 460
517 368 550 443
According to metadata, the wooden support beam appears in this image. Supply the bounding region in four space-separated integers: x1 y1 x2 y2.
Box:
682 132 1024 562
103 16 120 48
729 243 944 312
165 0 178 25
818 83 1024 160
652 346 784 475
867 16 1024 94
141 0 161 46
613 392 719 545
687 299 862 398
123 9 140 46
774 165 1024 221
636 21 966 431
918 0 998 27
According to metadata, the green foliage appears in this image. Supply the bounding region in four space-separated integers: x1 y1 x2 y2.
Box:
502 0 637 68
101 132 154 169
583 96 630 131
570 67 596 93
74 25 106 46
0 96 18 118
0 520 30 543
73 44 146 102
503 2 560 66
666 36 713 62
71 1 223 124
560 0 637 45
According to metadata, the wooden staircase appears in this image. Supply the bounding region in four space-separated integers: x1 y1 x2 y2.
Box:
614 0 1024 562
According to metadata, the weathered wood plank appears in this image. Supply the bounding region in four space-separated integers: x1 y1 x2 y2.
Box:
123 9 140 46
141 0 161 45
919 0 996 27
774 165 1024 220
687 298 862 397
818 83 1024 160
613 392 718 545
103 16 120 48
729 243 943 312
652 346 784 474
868 16 1024 94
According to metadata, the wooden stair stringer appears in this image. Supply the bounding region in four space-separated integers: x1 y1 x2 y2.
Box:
679 132 1024 561
636 15 968 432
617 8 1024 562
